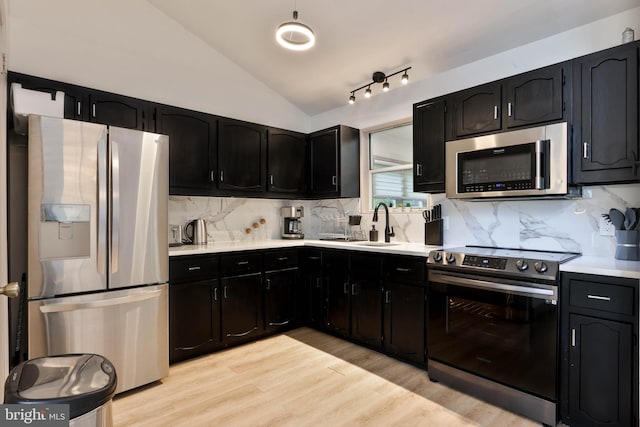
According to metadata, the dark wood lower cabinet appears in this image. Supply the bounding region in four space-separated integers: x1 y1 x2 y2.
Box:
323 252 350 337
265 268 297 333
221 273 264 345
350 255 382 348
383 281 426 364
169 279 220 363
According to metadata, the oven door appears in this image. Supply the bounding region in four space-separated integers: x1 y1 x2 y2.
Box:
428 269 558 401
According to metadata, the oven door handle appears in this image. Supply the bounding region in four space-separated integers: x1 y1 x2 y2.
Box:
429 270 557 301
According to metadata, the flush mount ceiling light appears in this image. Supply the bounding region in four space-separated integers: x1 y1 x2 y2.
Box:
276 8 315 51
348 67 411 104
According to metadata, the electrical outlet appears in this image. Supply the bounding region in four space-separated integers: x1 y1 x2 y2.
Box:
599 216 615 236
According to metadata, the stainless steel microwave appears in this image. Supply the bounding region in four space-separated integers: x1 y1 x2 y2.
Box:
445 122 570 199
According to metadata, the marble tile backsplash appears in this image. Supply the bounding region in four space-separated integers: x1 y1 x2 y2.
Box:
169 183 640 257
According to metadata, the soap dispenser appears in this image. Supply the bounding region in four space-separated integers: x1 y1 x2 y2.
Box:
369 225 378 242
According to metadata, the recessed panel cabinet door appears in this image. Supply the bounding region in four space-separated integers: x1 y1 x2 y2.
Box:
267 129 307 194
309 128 339 195
574 43 639 183
568 314 632 427
156 105 217 194
264 269 297 333
413 99 446 193
218 119 266 192
221 274 264 345
383 281 425 363
453 83 502 138
88 90 149 130
323 252 350 337
350 255 382 348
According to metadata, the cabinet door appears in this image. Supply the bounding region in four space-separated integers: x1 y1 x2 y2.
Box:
218 119 266 192
301 250 323 328
453 83 502 138
413 99 446 193
383 281 425 363
568 314 633 427
155 105 217 195
574 43 639 184
350 255 382 348
9 72 86 121
506 64 565 128
309 128 339 196
221 273 264 345
323 252 350 336
169 279 220 362
264 268 297 333
267 129 307 194
88 90 149 130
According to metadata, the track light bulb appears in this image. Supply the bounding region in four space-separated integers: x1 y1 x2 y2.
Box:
382 81 389 92
349 94 355 104
401 71 409 85
364 87 372 98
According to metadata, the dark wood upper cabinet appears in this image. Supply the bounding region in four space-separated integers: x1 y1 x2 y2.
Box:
88 90 149 130
218 118 267 193
573 42 639 184
452 82 502 138
267 128 307 195
505 63 566 128
413 98 446 193
155 104 218 195
309 125 359 198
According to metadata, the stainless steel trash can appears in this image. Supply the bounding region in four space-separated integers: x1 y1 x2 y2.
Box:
4 354 117 427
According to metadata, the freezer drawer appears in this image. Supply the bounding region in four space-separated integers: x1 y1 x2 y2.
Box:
28 284 169 394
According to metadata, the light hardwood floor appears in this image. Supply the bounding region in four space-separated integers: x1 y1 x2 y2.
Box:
113 328 540 427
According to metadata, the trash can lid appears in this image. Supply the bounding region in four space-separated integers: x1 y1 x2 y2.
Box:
4 354 117 419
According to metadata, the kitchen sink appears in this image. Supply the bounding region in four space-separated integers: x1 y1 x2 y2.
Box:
357 242 400 247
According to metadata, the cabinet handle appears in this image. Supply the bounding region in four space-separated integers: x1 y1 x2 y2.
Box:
266 279 271 290
277 257 289 261
493 105 498 120
583 142 590 160
416 163 423 177
187 266 201 271
220 170 224 182
315 278 321 288
270 175 274 185
227 327 257 338
587 294 611 301
210 170 215 182
332 176 337 186
309 256 320 261
269 320 290 326
351 283 357 295
223 286 228 299
92 103 97 118
571 328 576 347
385 290 391 304
396 267 411 273
237 261 249 266
507 102 513 117
77 101 82 117
213 287 218 301
343 283 349 294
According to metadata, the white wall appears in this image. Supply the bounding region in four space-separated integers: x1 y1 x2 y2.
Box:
310 7 640 131
6 0 311 133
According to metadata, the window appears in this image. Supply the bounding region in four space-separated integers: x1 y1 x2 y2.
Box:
368 123 426 210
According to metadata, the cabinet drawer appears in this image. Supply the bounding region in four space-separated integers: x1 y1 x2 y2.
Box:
384 257 425 284
170 255 218 283
264 250 298 270
221 253 262 276
569 280 634 316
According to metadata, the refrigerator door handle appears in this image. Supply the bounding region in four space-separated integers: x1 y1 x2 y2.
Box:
39 289 162 313
111 141 120 274
98 138 108 275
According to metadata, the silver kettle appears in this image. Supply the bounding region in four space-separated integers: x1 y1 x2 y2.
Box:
184 219 208 245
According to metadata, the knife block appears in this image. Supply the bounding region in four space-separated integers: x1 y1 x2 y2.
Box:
425 219 443 246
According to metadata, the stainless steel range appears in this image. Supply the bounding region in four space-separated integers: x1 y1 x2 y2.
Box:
427 246 580 426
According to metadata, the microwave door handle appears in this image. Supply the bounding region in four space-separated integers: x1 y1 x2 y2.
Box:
534 139 549 190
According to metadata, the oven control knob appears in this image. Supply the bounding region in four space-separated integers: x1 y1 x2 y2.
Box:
515 259 528 271
446 253 456 264
432 251 443 263
534 261 548 273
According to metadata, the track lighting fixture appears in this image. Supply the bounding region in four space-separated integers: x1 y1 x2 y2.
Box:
276 7 315 51
348 67 411 104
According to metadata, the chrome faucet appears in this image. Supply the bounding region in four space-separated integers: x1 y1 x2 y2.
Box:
372 202 395 243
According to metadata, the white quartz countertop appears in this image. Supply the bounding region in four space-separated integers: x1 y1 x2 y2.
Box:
169 239 640 280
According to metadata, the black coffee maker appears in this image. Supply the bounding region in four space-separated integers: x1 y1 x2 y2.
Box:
281 206 304 239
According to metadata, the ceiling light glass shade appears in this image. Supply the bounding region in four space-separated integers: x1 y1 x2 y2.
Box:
382 81 389 92
349 94 355 104
364 87 372 98
276 11 315 51
401 72 409 84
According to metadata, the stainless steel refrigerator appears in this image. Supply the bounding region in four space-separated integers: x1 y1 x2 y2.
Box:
26 115 169 393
